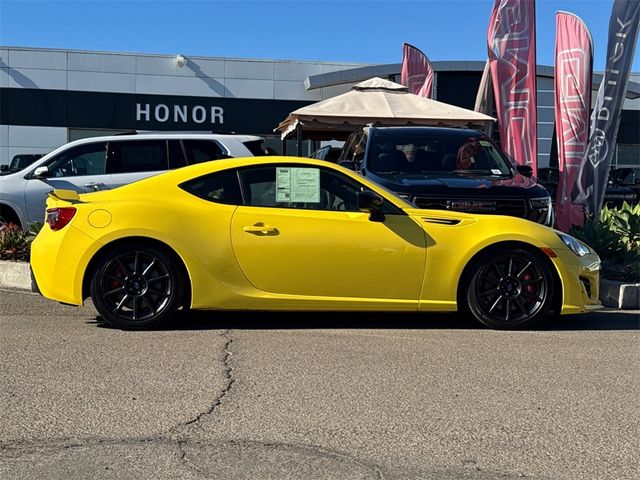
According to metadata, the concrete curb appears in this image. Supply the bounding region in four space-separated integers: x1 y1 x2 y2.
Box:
0 259 34 291
599 278 640 309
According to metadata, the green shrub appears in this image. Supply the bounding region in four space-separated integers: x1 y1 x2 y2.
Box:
570 202 640 283
0 223 35 261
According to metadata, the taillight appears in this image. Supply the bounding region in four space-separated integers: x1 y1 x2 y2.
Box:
46 207 76 231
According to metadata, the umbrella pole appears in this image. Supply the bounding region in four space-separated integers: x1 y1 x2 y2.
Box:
296 123 303 157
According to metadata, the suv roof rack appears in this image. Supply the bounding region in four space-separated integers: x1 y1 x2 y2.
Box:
114 130 138 136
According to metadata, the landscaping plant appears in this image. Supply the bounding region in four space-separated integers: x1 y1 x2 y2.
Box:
0 222 42 262
570 202 640 283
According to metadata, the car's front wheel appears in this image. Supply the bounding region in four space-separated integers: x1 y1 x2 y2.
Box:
465 248 555 329
90 244 184 329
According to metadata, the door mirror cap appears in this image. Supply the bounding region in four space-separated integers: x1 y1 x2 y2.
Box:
516 164 534 178
33 166 50 179
357 190 385 222
0 165 8 172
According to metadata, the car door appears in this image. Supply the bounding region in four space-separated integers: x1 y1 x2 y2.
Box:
230 165 427 304
23 142 109 223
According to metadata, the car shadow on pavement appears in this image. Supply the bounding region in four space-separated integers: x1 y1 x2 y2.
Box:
91 309 639 332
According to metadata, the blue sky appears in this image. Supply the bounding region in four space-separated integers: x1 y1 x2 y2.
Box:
0 0 637 71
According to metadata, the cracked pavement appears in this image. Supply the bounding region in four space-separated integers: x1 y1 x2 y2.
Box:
1 288 639 479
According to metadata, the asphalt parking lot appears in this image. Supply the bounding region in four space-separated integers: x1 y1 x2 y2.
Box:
1 287 638 480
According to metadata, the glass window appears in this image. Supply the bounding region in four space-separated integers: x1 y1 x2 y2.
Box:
168 140 187 169
243 140 268 156
108 140 168 174
367 132 512 176
47 142 107 177
183 140 226 165
179 170 242 205
239 165 388 212
339 131 366 164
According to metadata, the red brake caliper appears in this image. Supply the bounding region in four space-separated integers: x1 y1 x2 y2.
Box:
521 271 535 303
111 266 123 290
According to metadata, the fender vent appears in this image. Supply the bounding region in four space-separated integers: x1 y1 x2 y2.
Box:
422 217 461 226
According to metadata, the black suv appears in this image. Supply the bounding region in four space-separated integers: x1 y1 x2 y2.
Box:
337 126 553 225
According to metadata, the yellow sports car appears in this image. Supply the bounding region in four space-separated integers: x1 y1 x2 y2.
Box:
30 156 601 330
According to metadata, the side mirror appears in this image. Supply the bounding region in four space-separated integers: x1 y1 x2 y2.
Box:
33 166 50 179
357 190 385 222
516 165 533 178
339 161 356 171
0 165 8 172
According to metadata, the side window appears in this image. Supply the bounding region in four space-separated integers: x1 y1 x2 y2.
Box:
168 140 187 169
339 132 366 164
238 165 387 212
179 169 242 205
47 142 107 177
108 140 168 174
183 140 226 165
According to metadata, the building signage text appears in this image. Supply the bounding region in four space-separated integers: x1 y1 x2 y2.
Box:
136 103 224 124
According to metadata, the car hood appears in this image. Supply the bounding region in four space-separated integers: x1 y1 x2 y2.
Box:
369 172 547 197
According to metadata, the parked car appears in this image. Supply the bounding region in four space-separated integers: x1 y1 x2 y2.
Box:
604 167 640 207
31 156 601 330
337 126 553 226
0 154 46 174
534 166 639 210
0 133 262 228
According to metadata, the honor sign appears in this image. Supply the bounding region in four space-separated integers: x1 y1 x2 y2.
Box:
136 103 224 125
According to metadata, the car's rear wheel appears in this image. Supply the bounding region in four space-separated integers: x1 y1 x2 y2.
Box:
465 248 554 329
90 244 184 329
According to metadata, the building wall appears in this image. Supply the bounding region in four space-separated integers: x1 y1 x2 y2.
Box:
0 47 366 165
1 47 638 168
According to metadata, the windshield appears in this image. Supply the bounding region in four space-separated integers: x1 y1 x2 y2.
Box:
367 133 513 176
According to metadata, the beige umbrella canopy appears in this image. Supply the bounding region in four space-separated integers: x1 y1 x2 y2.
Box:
276 77 495 140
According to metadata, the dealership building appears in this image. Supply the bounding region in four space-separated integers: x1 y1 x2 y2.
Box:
1 46 638 168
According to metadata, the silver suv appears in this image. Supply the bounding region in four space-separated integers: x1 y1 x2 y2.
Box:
0 133 263 228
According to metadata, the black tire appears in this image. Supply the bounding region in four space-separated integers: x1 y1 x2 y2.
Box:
90 243 184 330
465 248 555 329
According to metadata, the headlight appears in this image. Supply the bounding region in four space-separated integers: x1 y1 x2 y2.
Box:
557 233 590 257
530 196 551 209
529 196 553 225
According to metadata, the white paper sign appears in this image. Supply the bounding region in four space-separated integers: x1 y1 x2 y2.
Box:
276 167 320 203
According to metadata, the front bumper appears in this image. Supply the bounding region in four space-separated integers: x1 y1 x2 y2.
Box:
552 248 602 314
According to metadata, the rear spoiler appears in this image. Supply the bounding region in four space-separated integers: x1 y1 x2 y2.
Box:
48 189 81 203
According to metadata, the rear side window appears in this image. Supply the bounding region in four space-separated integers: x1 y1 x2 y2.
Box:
179 170 243 205
108 140 168 174
243 140 267 156
168 140 187 169
183 140 227 165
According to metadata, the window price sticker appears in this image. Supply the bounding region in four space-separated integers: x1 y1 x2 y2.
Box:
276 167 320 203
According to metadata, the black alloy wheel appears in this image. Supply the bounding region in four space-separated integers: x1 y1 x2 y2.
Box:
90 245 184 329
466 248 554 329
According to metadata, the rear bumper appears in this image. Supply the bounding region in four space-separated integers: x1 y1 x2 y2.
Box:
30 225 102 305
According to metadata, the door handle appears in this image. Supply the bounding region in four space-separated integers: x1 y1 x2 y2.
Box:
84 182 105 192
243 223 279 235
